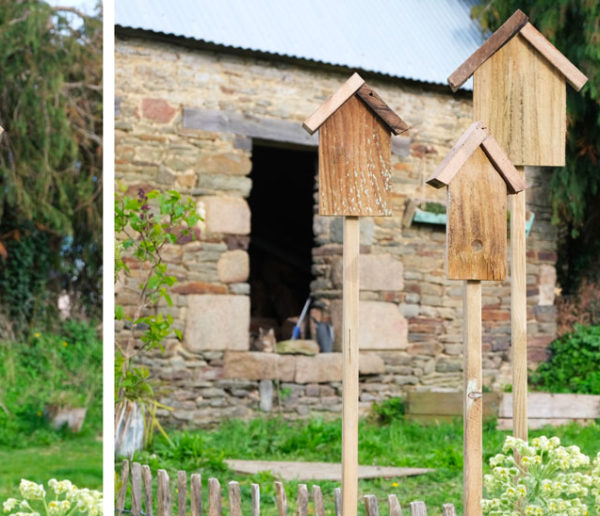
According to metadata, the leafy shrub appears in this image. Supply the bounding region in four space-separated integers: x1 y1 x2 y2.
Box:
369 397 406 424
529 324 600 394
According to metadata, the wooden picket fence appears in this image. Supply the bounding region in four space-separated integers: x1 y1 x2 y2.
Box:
116 460 457 516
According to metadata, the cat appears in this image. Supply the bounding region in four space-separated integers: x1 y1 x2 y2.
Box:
251 327 276 353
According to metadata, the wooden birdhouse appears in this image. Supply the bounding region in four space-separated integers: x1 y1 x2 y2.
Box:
427 121 527 281
303 73 408 216
448 10 588 167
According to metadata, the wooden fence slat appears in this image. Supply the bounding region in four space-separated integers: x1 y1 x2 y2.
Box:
364 495 379 516
142 465 153 516
229 481 242 516
442 504 456 516
296 484 308 516
190 474 202 516
209 478 222 516
177 471 187 516
311 485 325 516
409 501 427 516
116 460 130 514
387 495 402 516
334 488 342 516
131 462 143 516
251 483 260 516
275 481 288 516
157 469 172 516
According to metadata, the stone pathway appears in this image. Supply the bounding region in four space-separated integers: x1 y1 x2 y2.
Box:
224 460 433 481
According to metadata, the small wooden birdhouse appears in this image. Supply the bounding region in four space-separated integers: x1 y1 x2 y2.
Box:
448 10 588 167
427 121 527 281
303 73 408 216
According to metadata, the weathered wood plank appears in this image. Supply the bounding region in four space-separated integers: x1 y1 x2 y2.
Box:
364 494 380 516
312 485 325 516
208 478 222 516
229 481 242 516
142 465 153 516
388 495 402 516
409 501 427 516
442 503 457 516
480 135 527 194
131 462 143 516
356 84 409 135
116 460 130 514
519 22 587 91
448 9 529 91
463 281 483 516
296 484 308 516
319 95 392 216
251 483 261 516
190 474 202 516
474 35 566 166
303 73 365 134
275 481 287 516
447 147 508 281
157 470 171 516
177 471 187 516
182 107 410 156
334 487 342 516
406 391 501 417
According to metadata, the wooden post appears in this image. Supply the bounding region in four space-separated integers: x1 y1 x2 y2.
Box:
342 216 360 516
464 281 482 516
510 168 528 441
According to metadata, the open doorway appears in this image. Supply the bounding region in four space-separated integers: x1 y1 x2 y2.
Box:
248 143 316 343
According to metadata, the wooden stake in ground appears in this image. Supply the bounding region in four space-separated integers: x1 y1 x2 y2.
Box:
448 9 588 442
427 122 526 515
304 73 407 516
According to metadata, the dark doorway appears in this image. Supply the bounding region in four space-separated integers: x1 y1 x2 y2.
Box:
248 144 316 341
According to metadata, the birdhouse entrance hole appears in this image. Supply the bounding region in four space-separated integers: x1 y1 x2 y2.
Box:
248 143 316 343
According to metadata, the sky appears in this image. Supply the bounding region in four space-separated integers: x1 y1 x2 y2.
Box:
45 0 100 16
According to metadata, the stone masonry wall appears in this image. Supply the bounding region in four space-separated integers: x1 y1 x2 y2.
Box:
115 34 558 427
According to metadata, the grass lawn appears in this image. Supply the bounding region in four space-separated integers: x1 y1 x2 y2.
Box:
124 414 600 516
0 436 102 501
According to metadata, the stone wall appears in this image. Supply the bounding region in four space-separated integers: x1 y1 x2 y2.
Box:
115 33 558 427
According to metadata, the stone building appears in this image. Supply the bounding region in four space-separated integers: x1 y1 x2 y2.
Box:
115 1 559 426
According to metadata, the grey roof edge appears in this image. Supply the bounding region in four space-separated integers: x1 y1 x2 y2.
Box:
116 25 473 96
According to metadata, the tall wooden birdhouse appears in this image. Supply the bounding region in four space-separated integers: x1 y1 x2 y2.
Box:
448 10 587 167
303 73 408 216
427 121 527 281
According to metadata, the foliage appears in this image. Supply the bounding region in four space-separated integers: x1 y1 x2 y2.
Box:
115 187 200 446
369 397 406 424
472 1 600 292
2 478 102 516
0 0 102 331
483 435 599 515
0 320 102 448
124 415 600 515
529 324 600 394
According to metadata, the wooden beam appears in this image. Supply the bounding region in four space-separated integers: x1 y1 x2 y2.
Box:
510 167 528 442
448 9 529 91
518 22 588 91
480 135 527 193
426 121 487 188
356 84 409 135
182 107 410 157
303 73 365 134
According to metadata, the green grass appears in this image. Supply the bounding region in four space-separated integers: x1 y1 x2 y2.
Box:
124 415 600 516
0 437 102 500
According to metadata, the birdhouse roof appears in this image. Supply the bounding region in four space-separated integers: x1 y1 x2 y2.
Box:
303 73 408 136
426 121 527 194
448 10 588 92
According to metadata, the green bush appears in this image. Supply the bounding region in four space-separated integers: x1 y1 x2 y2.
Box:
530 324 600 394
0 320 102 447
369 397 406 424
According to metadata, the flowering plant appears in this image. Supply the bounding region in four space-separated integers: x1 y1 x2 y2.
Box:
482 435 600 515
2 479 102 516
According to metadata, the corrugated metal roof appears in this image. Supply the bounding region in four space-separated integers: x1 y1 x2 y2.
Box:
115 0 483 89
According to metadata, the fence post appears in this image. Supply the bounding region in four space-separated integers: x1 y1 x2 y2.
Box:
387 495 402 516
177 471 187 516
157 470 171 516
131 462 143 516
116 460 130 514
297 484 308 516
363 495 379 516
190 474 202 516
229 481 242 516
208 478 222 516
142 465 154 516
251 483 260 516
312 485 325 516
275 481 288 516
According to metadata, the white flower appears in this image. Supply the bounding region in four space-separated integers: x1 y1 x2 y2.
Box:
2 499 18 513
47 500 71 516
18 481 45 500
